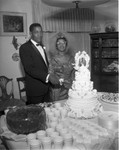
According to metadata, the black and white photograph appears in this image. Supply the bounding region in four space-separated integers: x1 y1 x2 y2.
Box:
0 0 118 150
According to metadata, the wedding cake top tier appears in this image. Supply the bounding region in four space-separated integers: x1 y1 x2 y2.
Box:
74 50 90 70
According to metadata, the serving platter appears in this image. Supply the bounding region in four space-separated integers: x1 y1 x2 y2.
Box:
98 92 119 104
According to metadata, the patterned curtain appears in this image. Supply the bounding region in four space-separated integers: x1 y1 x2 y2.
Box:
32 0 94 32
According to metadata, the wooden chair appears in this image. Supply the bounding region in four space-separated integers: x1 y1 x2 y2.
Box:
0 76 14 101
16 77 27 103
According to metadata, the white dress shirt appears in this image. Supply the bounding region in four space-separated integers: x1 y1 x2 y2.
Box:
31 39 47 65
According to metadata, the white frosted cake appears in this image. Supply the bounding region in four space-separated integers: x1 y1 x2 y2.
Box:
66 51 103 118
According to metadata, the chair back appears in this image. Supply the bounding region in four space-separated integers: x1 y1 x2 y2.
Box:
0 76 14 101
16 77 27 102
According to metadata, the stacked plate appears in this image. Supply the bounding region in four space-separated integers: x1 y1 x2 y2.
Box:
98 92 118 112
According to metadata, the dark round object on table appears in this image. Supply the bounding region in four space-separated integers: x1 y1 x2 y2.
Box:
6 105 46 135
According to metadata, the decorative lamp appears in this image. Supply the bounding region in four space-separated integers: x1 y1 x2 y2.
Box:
41 0 110 8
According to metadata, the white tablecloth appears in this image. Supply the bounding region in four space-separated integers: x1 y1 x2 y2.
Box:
0 100 118 150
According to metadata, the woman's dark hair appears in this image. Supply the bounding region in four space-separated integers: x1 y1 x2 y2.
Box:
56 36 68 50
29 23 43 32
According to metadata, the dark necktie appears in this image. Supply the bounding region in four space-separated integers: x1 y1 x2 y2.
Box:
36 43 41 46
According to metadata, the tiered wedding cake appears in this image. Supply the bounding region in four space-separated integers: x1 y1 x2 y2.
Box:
66 51 103 118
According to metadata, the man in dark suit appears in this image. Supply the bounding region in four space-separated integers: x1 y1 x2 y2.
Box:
19 23 60 105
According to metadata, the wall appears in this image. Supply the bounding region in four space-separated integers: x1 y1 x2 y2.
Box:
94 1 118 32
0 0 33 98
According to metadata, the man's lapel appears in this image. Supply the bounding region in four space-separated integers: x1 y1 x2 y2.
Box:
29 41 47 66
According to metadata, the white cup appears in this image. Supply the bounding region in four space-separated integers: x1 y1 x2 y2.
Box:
46 128 55 136
50 121 57 130
61 109 67 119
30 139 41 150
54 102 61 108
36 130 46 140
53 136 64 149
44 107 51 113
56 124 64 132
51 108 57 113
50 116 58 122
50 131 59 139
54 110 60 118
47 112 55 123
60 128 68 137
27 133 36 145
41 137 52 150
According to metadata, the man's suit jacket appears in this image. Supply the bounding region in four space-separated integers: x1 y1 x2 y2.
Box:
19 40 50 96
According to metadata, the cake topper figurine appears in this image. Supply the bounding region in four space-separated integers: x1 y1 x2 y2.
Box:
74 51 90 70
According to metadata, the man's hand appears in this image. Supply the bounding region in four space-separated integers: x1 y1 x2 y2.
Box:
64 79 72 89
49 73 60 85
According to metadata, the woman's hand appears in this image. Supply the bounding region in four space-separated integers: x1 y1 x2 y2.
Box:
56 72 64 78
63 79 72 89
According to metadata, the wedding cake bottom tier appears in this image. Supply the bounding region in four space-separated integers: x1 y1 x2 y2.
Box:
66 98 103 118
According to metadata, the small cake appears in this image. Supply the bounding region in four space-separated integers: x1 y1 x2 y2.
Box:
66 51 103 118
6 105 46 134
